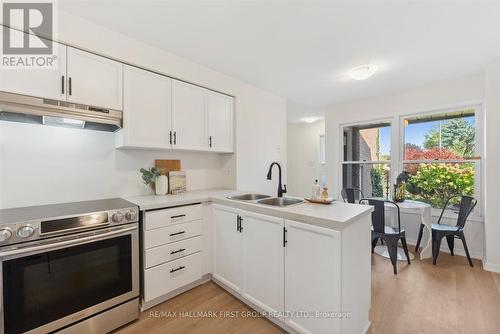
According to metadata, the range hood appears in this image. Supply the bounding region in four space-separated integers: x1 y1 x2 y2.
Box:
0 92 122 132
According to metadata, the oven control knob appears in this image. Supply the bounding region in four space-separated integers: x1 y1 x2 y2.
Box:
17 225 34 238
125 211 137 221
111 212 124 223
0 228 13 242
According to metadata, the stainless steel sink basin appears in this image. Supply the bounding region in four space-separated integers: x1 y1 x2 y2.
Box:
227 193 271 201
257 197 304 207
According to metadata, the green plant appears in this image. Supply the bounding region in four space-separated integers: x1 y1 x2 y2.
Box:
423 117 475 157
140 167 161 185
406 163 474 208
370 168 383 197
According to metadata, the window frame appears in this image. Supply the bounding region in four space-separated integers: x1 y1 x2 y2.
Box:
339 118 394 200
399 104 483 217
337 103 483 219
319 134 327 186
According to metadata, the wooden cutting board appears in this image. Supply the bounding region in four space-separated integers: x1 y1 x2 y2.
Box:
155 160 181 175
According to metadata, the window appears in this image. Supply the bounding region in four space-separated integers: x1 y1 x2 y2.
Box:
341 121 392 198
402 108 479 209
319 135 327 186
339 105 482 213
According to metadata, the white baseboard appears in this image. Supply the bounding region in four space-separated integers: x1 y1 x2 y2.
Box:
482 261 500 273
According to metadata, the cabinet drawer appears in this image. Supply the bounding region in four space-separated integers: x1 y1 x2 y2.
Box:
144 220 202 249
145 236 202 268
145 204 202 230
144 252 202 302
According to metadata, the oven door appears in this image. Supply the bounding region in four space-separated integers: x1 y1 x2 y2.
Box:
0 224 139 334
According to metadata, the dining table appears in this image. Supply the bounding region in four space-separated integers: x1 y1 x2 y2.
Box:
372 199 432 261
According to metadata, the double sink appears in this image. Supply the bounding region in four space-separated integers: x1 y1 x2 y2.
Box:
227 193 304 207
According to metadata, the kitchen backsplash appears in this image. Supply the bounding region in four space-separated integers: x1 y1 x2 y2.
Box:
0 121 235 209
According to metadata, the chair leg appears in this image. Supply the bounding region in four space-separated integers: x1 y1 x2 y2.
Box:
431 230 436 261
433 231 443 265
415 223 424 252
446 235 455 256
371 237 379 253
401 234 411 265
458 232 474 267
385 238 398 275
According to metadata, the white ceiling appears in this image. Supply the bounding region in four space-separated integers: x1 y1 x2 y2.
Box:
59 1 500 112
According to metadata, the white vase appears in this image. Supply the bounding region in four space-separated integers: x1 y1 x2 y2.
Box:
155 175 169 195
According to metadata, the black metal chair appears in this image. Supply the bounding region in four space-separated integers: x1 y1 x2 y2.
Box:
360 198 411 274
415 195 477 267
341 188 365 204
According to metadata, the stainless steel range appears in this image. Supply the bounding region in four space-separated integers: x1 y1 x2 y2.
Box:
0 198 140 334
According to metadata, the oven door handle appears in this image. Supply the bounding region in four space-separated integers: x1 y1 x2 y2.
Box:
0 225 137 258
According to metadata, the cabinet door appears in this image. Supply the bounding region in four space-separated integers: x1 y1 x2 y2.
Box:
171 80 207 151
213 205 242 293
207 91 233 152
241 211 284 315
0 28 66 101
119 65 172 148
66 47 123 110
284 220 341 334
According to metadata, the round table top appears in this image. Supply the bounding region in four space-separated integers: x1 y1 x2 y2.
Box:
367 198 431 210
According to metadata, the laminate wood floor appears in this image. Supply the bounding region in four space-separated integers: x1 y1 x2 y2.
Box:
115 252 500 334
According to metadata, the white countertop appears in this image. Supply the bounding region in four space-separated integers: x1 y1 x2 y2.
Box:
125 189 373 230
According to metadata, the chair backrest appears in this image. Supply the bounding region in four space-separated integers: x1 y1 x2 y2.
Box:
437 195 477 230
360 198 401 234
456 196 477 229
342 188 364 204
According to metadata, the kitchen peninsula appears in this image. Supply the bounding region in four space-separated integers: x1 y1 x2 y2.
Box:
127 189 373 334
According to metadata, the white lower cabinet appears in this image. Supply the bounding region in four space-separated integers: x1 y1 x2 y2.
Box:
213 205 243 293
142 203 367 333
142 204 205 309
213 206 285 316
144 252 202 302
213 205 342 334
241 211 284 316
284 219 341 334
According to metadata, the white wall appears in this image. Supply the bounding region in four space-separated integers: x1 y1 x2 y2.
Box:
0 10 287 208
325 74 485 259
0 122 233 208
484 59 500 272
287 121 325 198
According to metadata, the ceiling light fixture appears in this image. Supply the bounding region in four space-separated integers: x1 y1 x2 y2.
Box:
302 117 320 124
348 65 377 81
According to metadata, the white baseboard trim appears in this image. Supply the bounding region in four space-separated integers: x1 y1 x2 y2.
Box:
482 261 500 273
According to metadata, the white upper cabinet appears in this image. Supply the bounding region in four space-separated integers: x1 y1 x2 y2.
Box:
207 91 234 152
241 211 284 316
171 80 208 151
0 28 67 101
117 66 172 149
284 220 341 334
213 205 242 293
66 47 123 110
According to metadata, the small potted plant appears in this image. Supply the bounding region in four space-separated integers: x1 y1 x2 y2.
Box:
140 167 161 194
